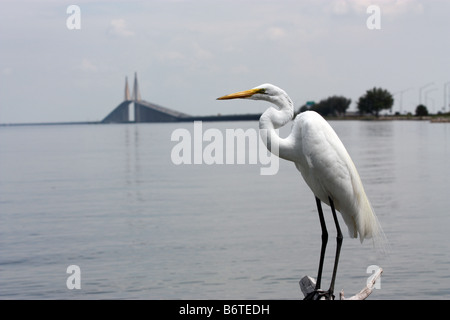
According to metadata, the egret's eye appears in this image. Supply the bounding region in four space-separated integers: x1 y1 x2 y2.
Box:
257 88 267 94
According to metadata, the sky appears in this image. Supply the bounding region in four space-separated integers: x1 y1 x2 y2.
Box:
1 0 449 123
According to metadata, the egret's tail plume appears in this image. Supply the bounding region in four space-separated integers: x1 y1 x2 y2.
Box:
364 204 389 260
355 195 389 259
372 215 390 260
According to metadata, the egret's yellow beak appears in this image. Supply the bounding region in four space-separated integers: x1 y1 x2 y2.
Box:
217 88 265 100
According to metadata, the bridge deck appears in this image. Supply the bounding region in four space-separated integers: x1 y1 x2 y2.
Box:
102 99 260 123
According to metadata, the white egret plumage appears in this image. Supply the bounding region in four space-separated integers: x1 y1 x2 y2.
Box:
217 83 384 300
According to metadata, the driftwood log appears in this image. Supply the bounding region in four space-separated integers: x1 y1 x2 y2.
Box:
299 267 383 300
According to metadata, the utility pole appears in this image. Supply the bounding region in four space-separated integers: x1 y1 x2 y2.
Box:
424 87 438 113
419 82 434 105
445 82 450 113
394 88 412 114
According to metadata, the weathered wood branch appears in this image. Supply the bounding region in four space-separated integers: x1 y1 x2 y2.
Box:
340 267 383 300
299 267 383 300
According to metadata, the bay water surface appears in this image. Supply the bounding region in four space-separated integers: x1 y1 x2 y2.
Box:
1 120 450 299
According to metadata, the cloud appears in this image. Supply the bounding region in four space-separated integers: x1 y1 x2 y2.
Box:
2 67 13 76
79 58 98 72
192 42 213 60
158 50 186 63
331 0 350 15
230 64 250 75
329 0 424 17
108 19 134 37
157 42 213 68
266 27 286 41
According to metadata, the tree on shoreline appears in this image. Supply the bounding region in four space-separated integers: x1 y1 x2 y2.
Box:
415 104 428 116
357 87 394 117
298 95 351 117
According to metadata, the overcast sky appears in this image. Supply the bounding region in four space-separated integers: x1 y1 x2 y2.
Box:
1 0 449 123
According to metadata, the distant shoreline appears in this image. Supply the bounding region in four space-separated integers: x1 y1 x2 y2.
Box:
324 115 450 122
1 113 449 127
322 115 450 122
0 121 103 127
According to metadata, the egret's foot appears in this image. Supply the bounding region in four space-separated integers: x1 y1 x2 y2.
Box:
304 289 335 300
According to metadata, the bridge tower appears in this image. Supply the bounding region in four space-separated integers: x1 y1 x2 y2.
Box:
131 72 142 122
102 73 193 123
132 72 141 102
124 76 131 101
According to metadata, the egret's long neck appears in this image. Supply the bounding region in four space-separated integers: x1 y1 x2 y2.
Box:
259 95 295 161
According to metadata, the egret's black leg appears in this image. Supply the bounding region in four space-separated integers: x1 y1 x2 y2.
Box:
304 197 329 300
328 197 343 297
314 197 328 291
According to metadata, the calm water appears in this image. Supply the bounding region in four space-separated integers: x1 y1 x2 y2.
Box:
1 120 450 300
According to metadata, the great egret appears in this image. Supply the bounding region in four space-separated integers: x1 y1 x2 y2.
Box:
217 83 383 300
